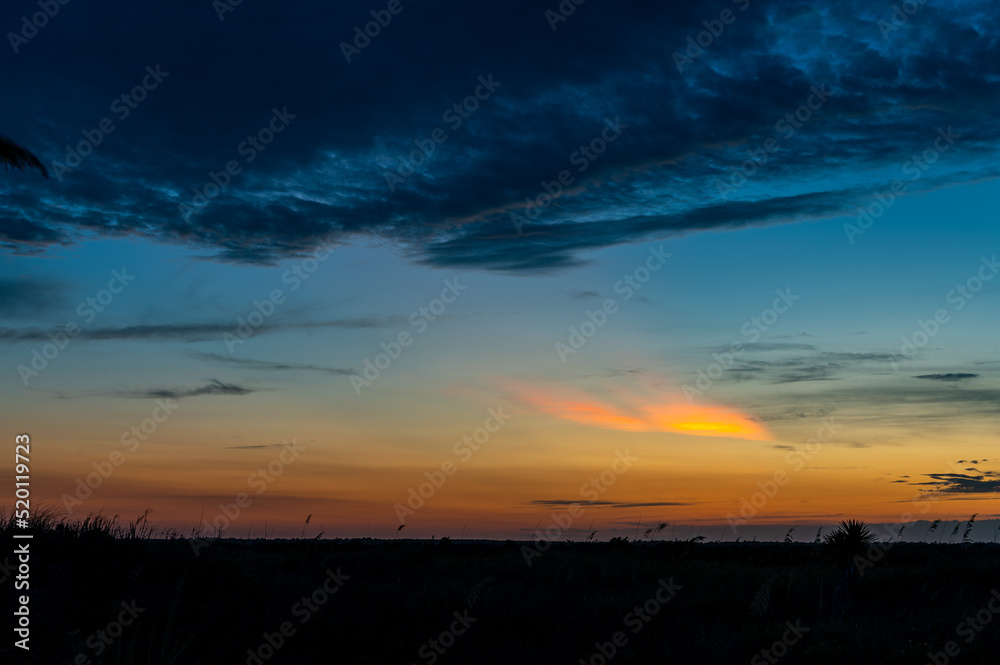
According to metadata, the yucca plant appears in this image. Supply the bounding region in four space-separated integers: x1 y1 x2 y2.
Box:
824 519 876 563
824 520 877 623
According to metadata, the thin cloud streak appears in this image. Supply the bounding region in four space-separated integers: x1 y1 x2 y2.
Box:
189 352 355 375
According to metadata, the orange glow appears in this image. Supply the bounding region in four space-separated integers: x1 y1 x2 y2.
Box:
506 380 769 440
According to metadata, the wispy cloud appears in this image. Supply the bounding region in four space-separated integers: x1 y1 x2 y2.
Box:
705 346 901 385
63 379 258 400
189 352 355 375
505 378 769 440
914 373 979 382
528 499 696 509
911 471 1000 494
0 277 66 319
227 442 300 450
0 318 404 343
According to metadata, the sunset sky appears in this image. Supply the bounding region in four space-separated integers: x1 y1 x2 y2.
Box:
2 0 998 541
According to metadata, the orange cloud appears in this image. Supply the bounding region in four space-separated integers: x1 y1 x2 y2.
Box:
507 380 769 440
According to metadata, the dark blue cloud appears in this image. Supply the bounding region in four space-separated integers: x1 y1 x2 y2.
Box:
2 0 999 270
57 378 256 400
915 373 979 382
0 276 66 317
911 471 1000 494
0 317 404 342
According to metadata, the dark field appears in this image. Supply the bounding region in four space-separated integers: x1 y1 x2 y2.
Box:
4 519 1000 665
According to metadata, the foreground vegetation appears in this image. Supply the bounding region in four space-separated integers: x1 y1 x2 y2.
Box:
2 511 999 664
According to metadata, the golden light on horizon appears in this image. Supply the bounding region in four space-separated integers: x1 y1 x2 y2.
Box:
506 380 769 440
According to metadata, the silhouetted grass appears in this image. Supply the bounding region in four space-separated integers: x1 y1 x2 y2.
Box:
0 505 176 540
2 510 999 664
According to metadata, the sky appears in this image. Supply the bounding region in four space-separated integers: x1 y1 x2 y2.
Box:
1 0 998 542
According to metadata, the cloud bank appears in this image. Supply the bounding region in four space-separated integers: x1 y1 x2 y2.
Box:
1 1 998 271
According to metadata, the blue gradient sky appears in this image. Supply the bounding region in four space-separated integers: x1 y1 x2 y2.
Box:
2 0 998 541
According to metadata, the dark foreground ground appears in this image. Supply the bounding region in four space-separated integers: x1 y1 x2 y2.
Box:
3 528 1000 664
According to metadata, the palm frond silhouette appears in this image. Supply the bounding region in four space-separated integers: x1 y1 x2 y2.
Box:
0 135 48 178
824 519 876 623
823 519 875 561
